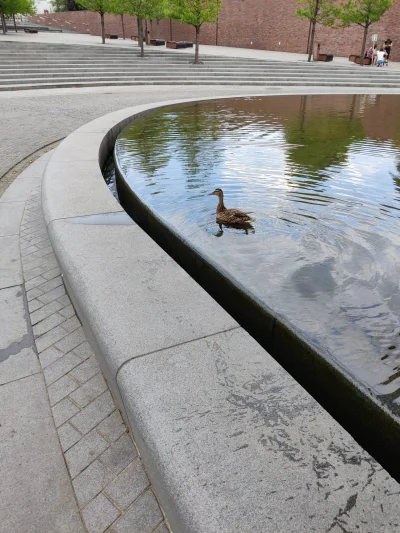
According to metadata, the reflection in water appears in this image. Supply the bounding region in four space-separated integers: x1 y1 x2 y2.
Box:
114 95 400 415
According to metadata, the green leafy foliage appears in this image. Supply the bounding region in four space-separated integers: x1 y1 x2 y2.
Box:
77 0 110 14
0 0 36 15
170 0 221 27
335 0 392 28
295 0 336 25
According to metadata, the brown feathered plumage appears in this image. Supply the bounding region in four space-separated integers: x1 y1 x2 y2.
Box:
209 188 254 225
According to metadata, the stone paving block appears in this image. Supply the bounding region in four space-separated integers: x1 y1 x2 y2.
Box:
59 303 76 319
81 493 120 533
73 460 114 508
35 238 52 251
69 355 100 384
24 265 45 281
20 244 39 257
23 233 49 247
62 315 81 333
65 429 110 479
25 274 47 291
28 298 43 313
55 326 86 354
23 251 56 272
36 324 69 354
21 223 46 238
37 274 63 294
72 340 95 360
69 372 107 408
38 344 64 369
0 201 25 236
48 374 80 406
99 433 137 475
42 265 61 280
30 299 64 326
52 397 80 427
26 286 44 301
70 390 115 435
57 293 72 306
25 245 53 261
44 350 81 385
58 422 82 453
33 312 66 338
153 524 168 533
110 490 162 533
105 459 149 511
0 235 22 289
37 284 65 305
97 411 126 443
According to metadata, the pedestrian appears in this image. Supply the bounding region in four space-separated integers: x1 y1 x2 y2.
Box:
365 44 375 64
376 48 387 67
372 44 378 65
384 39 393 62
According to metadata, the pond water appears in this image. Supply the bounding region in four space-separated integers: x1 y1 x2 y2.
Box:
114 95 400 415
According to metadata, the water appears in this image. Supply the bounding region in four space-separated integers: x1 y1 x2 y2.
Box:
114 95 400 414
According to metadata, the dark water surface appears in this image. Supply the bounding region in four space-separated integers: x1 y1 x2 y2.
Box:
114 95 400 414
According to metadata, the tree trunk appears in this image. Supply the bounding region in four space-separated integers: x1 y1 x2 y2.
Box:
150 20 153 40
169 18 172 41
1 13 7 34
13 14 17 32
121 13 125 40
100 12 105 44
308 20 316 62
138 17 144 58
145 19 149 45
194 25 201 64
360 23 369 66
307 0 319 62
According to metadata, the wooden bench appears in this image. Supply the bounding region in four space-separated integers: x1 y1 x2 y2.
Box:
315 45 333 62
150 39 166 46
166 41 187 49
185 41 193 48
105 34 118 39
24 28 38 33
349 55 372 65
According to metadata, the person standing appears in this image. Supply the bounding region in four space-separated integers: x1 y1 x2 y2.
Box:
384 39 393 62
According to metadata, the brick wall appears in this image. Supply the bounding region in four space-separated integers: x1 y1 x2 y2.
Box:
31 0 400 61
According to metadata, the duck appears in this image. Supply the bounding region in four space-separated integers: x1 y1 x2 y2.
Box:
209 188 254 225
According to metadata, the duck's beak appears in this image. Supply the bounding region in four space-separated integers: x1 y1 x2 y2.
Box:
208 191 216 196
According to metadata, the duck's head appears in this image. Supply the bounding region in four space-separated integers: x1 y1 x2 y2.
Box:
209 188 223 198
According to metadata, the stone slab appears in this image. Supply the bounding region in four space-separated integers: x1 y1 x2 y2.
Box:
118 327 400 533
0 285 40 384
48 219 238 387
42 159 123 225
0 201 25 236
0 177 38 202
0 373 84 533
0 235 22 288
18 158 48 178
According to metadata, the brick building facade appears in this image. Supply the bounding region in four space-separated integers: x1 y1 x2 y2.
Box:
31 0 400 61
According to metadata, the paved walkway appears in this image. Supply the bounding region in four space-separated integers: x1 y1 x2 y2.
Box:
2 29 400 70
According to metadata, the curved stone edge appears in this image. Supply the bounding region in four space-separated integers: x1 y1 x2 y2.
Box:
42 96 400 533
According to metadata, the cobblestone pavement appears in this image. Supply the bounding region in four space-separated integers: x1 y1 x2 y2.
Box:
20 180 169 533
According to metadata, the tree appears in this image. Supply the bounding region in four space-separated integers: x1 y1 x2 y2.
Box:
335 0 392 66
169 0 222 64
108 0 126 39
295 0 336 62
0 0 35 34
122 0 160 57
78 0 112 43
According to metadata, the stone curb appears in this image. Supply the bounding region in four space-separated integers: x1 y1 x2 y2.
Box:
42 96 400 532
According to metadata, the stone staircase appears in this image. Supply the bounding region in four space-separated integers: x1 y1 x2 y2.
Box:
1 41 400 90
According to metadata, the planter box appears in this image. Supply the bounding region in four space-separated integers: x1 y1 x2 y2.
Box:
354 56 372 65
166 41 187 49
316 53 333 62
150 39 166 46
185 41 193 48
105 34 118 39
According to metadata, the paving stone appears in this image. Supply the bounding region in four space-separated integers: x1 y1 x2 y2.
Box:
24 233 50 247
38 344 64 369
99 433 137 475
52 397 80 427
105 459 149 510
24 265 45 281
25 274 47 291
97 411 126 443
69 355 100 384
20 244 39 257
21 222 46 237
57 294 71 306
37 284 65 305
24 253 57 275
36 324 69 354
82 493 120 533
153 524 169 533
21 226 47 241
70 391 115 435
65 429 110 479
33 312 66 338
59 303 75 319
30 299 64 326
26 286 44 301
26 245 53 261
58 422 82 452
72 341 95 360
42 265 61 280
73 460 114 508
55 327 86 354
28 298 43 313
48 374 80 406
37 275 63 294
44 350 81 385
62 315 81 333
69 373 108 408
110 491 162 533
35 238 52 251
